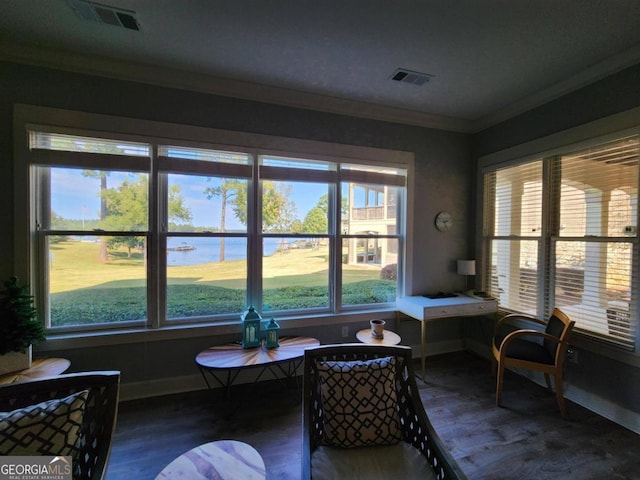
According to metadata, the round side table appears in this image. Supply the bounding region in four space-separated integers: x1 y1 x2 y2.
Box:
0 358 71 385
356 328 401 345
155 440 266 480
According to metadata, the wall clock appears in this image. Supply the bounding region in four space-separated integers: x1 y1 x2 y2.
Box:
434 211 453 232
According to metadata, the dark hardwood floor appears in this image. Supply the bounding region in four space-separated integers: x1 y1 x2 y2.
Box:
106 352 640 480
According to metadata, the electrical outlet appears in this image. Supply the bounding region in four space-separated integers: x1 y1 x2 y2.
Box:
341 326 349 338
567 347 578 364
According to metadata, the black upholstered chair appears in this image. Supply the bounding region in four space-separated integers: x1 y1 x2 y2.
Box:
492 308 575 417
0 371 120 480
302 343 467 480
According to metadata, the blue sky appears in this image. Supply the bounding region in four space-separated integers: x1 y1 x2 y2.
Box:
51 169 328 229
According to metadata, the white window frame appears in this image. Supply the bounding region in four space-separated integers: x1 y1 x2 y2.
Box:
477 106 640 364
13 104 414 341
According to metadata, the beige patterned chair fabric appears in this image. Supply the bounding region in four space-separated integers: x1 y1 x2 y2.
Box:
302 344 467 480
0 371 120 480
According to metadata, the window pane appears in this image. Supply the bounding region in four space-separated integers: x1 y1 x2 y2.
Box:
342 183 397 235
262 237 329 312
342 237 397 306
48 235 147 327
490 239 538 314
261 155 334 170
558 136 639 237
341 163 404 176
160 146 250 164
490 161 543 236
31 132 149 156
166 236 247 318
262 181 328 234
167 174 248 233
555 240 635 347
50 168 148 231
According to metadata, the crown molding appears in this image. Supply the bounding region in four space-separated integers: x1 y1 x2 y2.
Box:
4 41 638 135
0 41 471 133
471 43 640 133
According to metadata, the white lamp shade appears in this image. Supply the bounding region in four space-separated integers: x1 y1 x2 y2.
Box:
457 259 476 276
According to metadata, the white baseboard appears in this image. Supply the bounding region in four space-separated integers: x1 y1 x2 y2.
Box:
120 373 206 401
466 338 640 435
564 384 640 435
120 339 464 401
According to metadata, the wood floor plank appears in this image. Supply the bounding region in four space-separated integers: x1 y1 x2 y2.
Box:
106 352 640 480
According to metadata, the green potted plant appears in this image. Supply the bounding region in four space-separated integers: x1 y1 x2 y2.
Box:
0 276 46 375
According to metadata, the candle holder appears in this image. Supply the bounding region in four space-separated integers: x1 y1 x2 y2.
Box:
265 318 280 349
241 306 262 348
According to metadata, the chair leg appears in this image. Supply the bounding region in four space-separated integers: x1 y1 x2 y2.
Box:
495 362 505 406
544 373 552 392
554 373 568 418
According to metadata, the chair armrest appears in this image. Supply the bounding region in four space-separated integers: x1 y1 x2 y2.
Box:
493 313 546 337
500 329 562 348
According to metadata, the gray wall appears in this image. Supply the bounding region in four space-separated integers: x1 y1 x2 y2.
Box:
0 62 472 391
3 61 638 430
471 63 640 429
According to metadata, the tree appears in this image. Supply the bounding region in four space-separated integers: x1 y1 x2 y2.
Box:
102 175 191 258
302 206 327 234
83 170 109 261
262 182 297 232
0 276 46 355
204 179 244 261
204 179 298 258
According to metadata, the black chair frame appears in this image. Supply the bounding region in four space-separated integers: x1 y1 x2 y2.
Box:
302 343 467 480
0 371 120 480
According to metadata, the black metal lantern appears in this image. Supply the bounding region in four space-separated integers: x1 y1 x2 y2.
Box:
241 305 262 348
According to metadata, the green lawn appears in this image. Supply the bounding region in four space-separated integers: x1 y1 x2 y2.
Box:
48 239 394 326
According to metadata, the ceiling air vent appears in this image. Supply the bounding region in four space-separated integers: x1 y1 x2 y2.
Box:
68 0 141 31
390 68 433 86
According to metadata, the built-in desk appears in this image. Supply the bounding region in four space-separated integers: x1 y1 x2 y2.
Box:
396 295 498 380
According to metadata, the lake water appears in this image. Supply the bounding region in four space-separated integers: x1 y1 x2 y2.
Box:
167 237 281 266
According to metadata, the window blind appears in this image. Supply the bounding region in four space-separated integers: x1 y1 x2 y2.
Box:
552 136 639 348
484 161 543 313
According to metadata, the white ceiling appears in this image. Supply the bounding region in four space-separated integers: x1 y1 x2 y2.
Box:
2 0 640 132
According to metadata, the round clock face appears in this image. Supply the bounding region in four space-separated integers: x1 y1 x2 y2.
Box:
435 211 453 232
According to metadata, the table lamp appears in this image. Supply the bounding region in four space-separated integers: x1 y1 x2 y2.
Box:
457 259 476 293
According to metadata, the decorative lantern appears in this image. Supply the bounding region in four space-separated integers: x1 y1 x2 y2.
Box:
241 305 262 348
265 318 280 349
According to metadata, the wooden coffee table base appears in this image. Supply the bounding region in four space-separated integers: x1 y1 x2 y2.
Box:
155 440 265 480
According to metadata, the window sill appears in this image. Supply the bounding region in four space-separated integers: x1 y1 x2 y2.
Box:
569 330 640 368
35 308 397 352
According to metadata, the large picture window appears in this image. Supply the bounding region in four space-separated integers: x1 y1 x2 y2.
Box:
17 110 408 333
482 134 639 350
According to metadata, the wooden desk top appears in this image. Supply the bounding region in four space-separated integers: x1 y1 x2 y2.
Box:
196 336 320 370
155 440 265 480
0 358 71 385
356 328 402 345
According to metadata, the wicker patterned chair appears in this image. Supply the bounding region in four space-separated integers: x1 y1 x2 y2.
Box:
302 344 466 480
0 371 120 480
